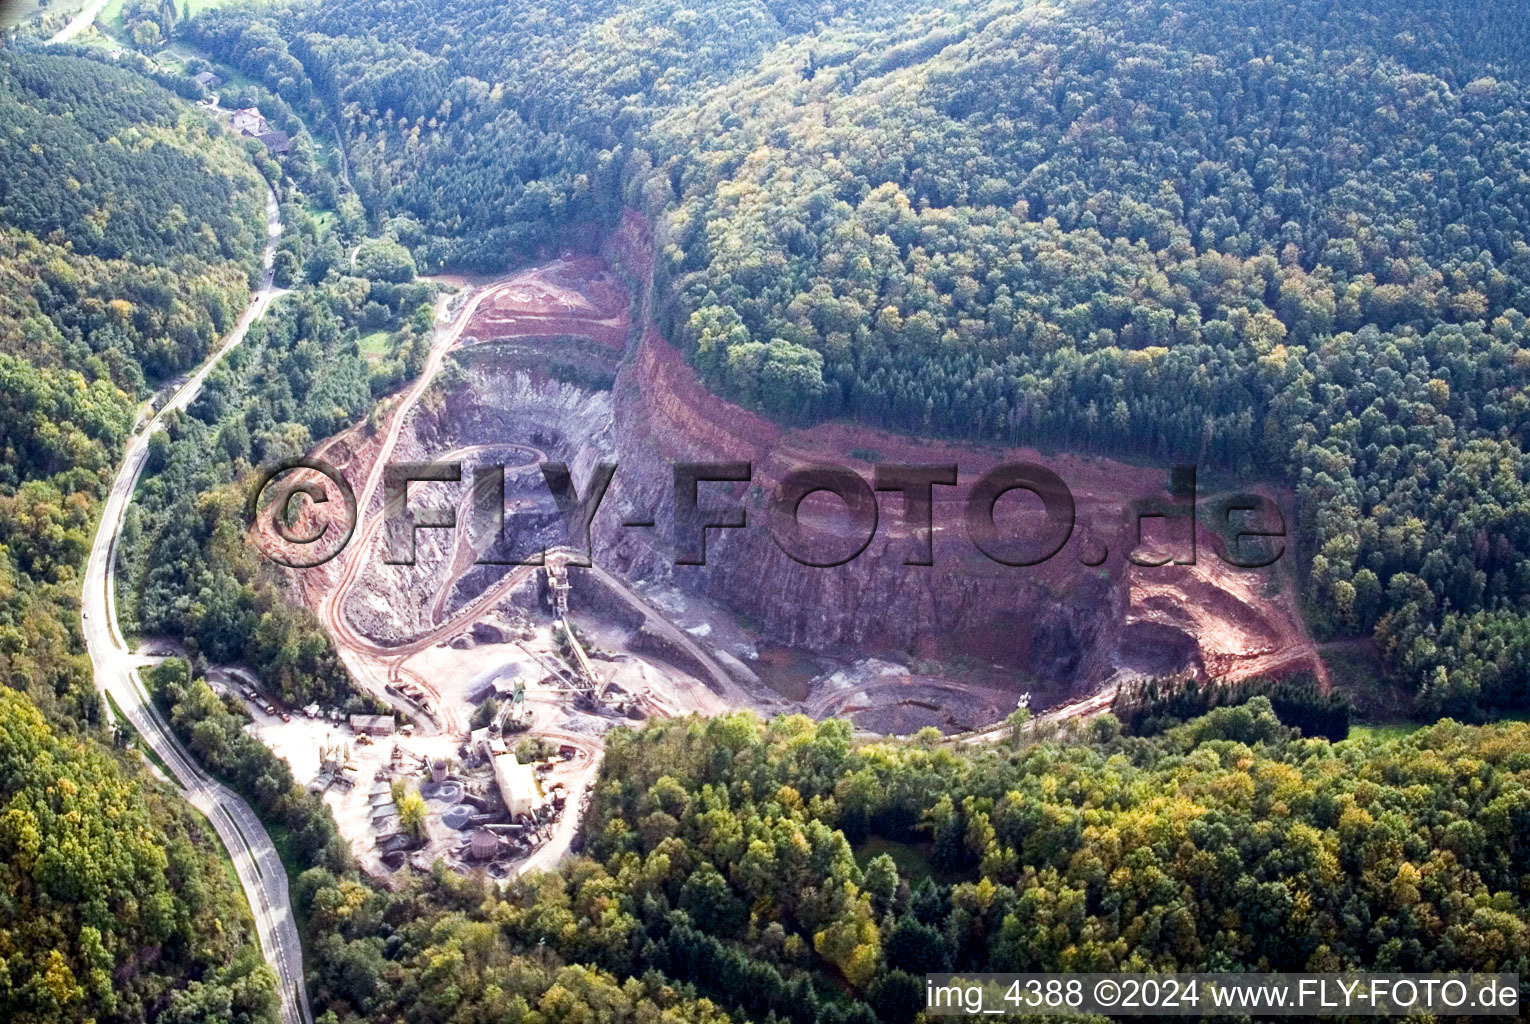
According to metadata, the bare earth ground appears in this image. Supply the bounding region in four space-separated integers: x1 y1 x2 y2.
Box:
246 238 1322 879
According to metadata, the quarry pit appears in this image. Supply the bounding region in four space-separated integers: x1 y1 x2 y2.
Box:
252 215 1321 876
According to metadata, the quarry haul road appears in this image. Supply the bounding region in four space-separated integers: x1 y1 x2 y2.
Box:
82 184 313 1024
313 279 518 723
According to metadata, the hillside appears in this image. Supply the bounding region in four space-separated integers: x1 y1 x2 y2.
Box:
9 2 1530 1023
643 0 1530 719
0 690 276 1024
295 705 1530 1023
0 50 277 1022
174 0 1530 719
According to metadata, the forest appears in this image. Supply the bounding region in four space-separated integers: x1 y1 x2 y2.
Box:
163 0 1530 719
1110 673 1352 741
641 0 1530 719
0 689 277 1024
0 51 279 1023
0 51 266 724
7 0 1530 1021
105 33 439 704
292 706 1530 1024
116 237 409 705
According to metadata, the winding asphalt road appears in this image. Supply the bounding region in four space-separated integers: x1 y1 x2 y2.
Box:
81 184 312 1024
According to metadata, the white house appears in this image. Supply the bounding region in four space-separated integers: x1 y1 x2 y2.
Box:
229 107 266 135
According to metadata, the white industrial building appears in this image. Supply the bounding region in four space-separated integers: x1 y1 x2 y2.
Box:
492 754 541 820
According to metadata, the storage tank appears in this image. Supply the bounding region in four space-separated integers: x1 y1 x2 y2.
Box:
469 829 499 860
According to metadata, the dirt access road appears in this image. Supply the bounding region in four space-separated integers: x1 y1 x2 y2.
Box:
309 278 514 727
271 256 767 880
306 258 742 729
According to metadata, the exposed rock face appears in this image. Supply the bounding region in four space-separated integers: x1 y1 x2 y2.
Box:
586 214 1318 698
471 621 508 644
300 215 1319 712
594 331 1139 695
335 360 619 647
